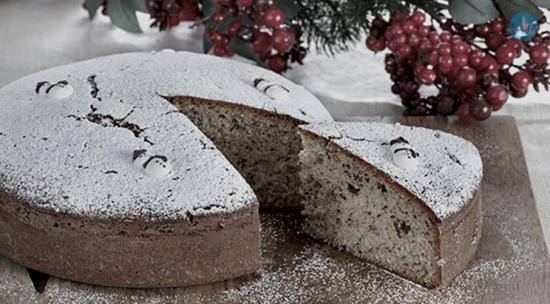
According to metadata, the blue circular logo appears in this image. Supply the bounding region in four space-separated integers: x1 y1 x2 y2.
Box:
509 12 538 42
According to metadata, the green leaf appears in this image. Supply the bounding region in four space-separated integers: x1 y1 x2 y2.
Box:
531 0 550 9
229 38 258 62
84 0 104 20
130 0 149 13
278 0 301 20
496 0 543 21
107 0 142 33
202 0 217 18
386 1 404 14
448 0 499 24
418 2 448 18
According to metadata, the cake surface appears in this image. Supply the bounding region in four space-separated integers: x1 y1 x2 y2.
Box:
0 51 331 288
298 122 483 288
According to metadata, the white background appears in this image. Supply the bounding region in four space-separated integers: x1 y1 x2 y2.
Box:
1 0 549 251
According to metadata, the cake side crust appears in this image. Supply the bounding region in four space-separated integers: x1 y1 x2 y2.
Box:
0 188 262 288
438 191 482 285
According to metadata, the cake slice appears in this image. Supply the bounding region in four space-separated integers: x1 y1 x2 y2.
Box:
298 122 483 288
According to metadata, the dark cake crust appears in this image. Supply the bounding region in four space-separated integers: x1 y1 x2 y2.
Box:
0 188 262 288
438 192 482 286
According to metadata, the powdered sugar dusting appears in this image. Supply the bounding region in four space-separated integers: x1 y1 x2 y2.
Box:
0 51 331 220
220 214 545 304
300 122 483 220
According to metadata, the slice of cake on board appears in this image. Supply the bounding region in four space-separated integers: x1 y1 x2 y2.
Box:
298 121 483 288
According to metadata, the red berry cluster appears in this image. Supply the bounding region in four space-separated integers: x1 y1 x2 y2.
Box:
147 0 200 30
206 0 306 73
367 11 550 123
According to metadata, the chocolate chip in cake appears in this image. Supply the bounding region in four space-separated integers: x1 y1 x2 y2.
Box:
347 183 360 195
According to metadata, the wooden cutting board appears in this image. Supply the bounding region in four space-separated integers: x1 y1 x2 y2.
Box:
1 116 549 303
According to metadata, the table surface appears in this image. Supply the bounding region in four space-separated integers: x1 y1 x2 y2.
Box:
0 0 549 253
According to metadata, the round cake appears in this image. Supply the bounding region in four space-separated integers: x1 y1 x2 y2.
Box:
0 51 332 288
0 51 483 290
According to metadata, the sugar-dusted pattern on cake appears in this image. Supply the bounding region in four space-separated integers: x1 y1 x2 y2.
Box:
0 52 331 220
299 122 483 219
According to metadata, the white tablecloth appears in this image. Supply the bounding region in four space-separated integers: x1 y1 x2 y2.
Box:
1 0 549 252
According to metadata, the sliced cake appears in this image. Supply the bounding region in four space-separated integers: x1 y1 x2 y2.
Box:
298 122 483 288
0 50 483 290
0 51 332 288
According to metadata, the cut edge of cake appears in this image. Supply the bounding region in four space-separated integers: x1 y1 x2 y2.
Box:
167 95 307 210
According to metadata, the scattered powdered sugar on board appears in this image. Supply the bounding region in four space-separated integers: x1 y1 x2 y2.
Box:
300 122 483 220
0 51 332 220
220 214 545 304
